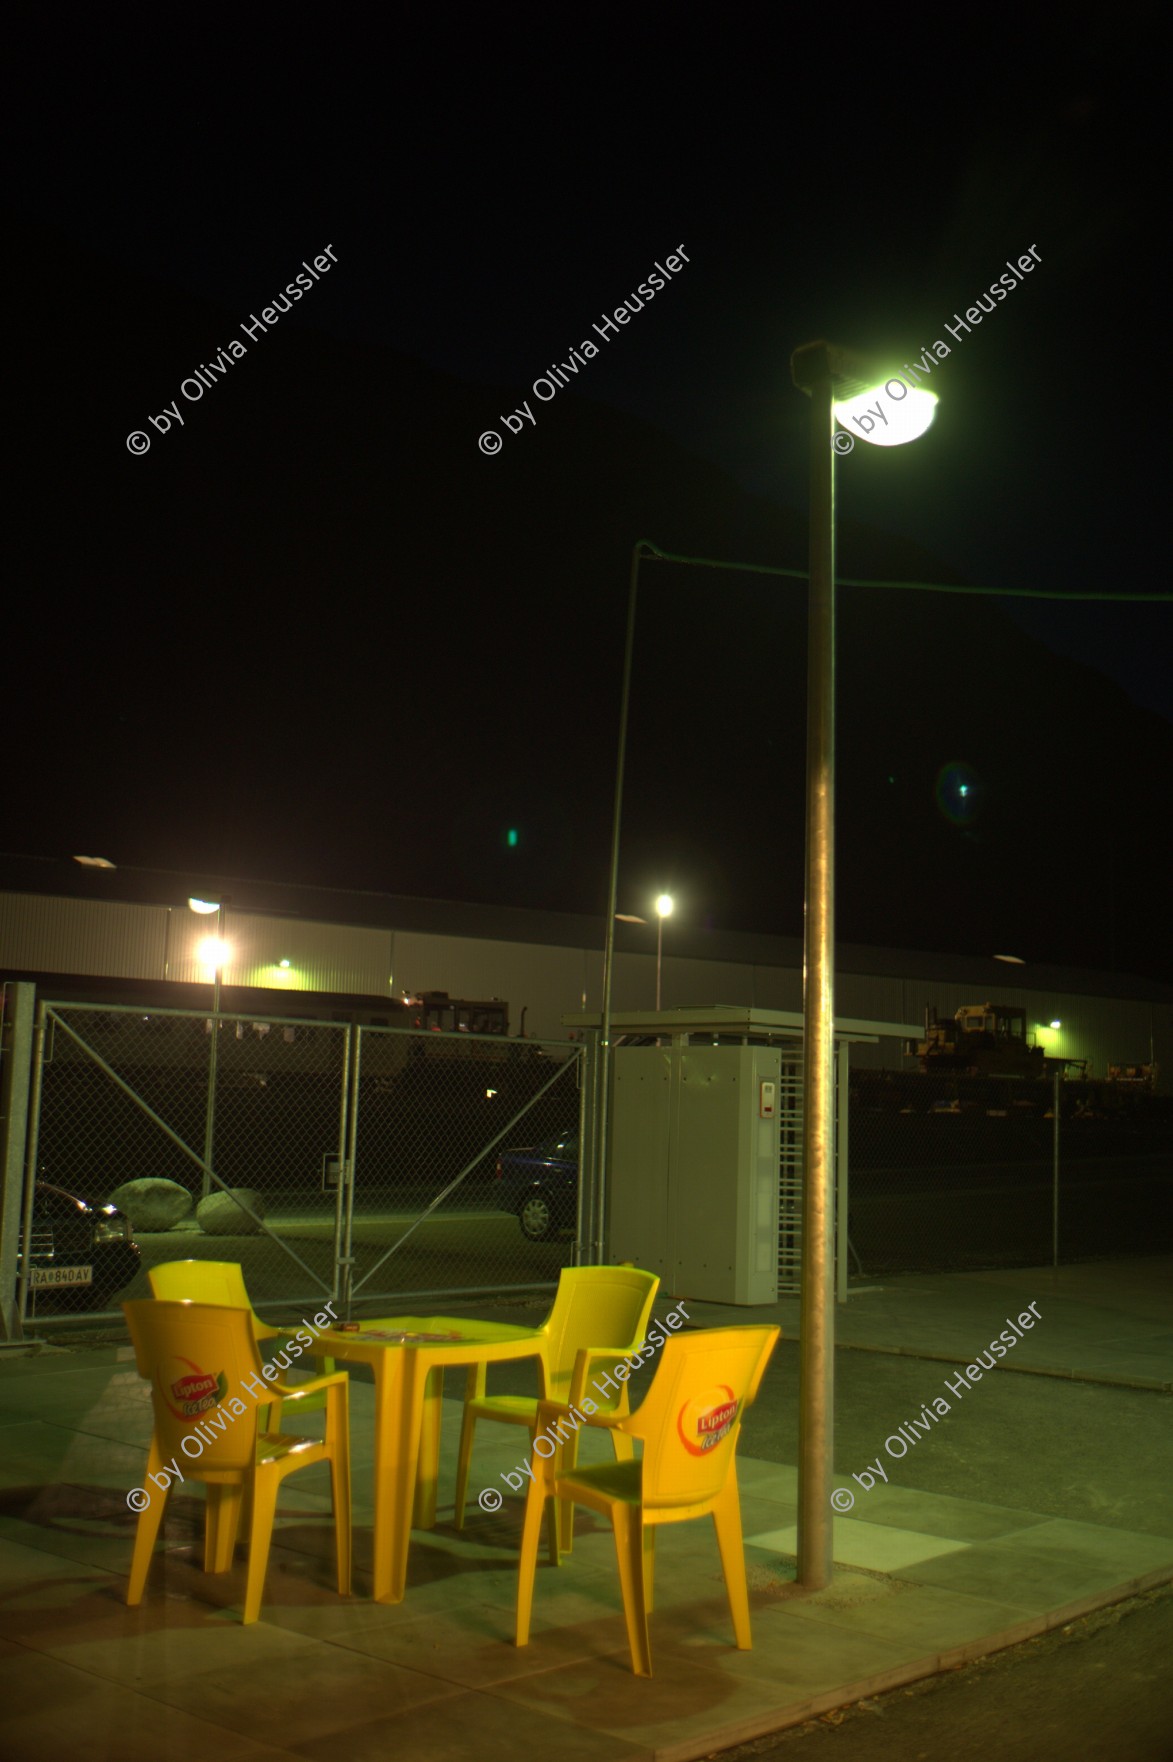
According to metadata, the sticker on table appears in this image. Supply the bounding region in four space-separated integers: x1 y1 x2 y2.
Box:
677 1385 739 1455
352 1329 464 1343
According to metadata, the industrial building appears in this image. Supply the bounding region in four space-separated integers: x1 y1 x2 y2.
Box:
1 853 1168 1083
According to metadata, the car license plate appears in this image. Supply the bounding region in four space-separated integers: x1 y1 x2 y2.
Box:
29 1264 93 1289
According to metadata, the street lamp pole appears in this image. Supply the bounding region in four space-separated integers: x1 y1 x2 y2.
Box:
789 340 938 1590
791 342 838 1590
189 894 226 1202
595 543 651 1264
655 893 674 1011
201 904 223 1201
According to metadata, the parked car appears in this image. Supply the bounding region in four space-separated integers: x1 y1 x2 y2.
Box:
493 1131 578 1241
18 1181 141 1311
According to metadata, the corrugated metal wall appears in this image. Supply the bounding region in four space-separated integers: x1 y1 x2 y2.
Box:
1 892 1166 1083
0 894 167 979
167 911 394 997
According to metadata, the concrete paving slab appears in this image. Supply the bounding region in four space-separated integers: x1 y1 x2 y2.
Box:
293 1683 653 1762
768 1572 1041 1649
0 1651 310 1762
746 1517 970 1573
892 1517 1173 1607
836 1483 1051 1541
145 1632 462 1738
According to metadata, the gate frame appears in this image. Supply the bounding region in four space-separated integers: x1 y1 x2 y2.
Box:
18 997 352 1325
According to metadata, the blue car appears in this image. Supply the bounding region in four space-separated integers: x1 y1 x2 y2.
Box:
493 1131 578 1240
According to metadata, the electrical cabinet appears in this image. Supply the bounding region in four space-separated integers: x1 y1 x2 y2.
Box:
609 1042 781 1304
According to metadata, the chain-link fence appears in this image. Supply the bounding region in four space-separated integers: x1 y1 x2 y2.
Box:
846 1066 1173 1276
18 1000 587 1330
345 1024 585 1307
22 1001 349 1325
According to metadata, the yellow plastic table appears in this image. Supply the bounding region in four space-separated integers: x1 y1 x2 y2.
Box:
316 1315 544 1604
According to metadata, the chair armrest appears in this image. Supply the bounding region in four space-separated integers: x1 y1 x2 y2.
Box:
535 1395 630 1436
567 1344 644 1414
268 1368 349 1405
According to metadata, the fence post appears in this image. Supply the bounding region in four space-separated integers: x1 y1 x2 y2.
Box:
0 984 36 1342
574 1040 595 1266
336 1023 358 1315
1051 1069 1061 1268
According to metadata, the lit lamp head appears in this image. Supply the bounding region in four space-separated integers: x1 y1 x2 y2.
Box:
197 937 230 969
187 896 220 915
832 382 937 448
791 340 938 448
655 894 674 920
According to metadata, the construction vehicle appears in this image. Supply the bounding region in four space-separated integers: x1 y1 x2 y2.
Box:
909 1004 1061 1079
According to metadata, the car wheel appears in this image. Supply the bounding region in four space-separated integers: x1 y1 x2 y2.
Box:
519 1193 556 1242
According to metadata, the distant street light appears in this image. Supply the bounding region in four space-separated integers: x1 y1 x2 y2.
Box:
655 894 674 1010
188 893 228 1198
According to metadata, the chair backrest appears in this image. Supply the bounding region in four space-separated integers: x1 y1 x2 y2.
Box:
124 1298 267 1475
542 1266 660 1389
624 1325 779 1509
149 1258 252 1309
148 1259 267 1338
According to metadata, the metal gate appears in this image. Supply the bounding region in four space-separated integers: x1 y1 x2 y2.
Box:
342 1023 586 1309
15 998 586 1330
19 1000 350 1327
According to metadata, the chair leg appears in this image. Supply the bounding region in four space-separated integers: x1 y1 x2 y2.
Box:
453 1384 479 1531
556 1425 580 1554
611 1505 653 1677
242 1468 280 1626
126 1438 168 1607
514 1474 549 1648
643 1523 656 1615
329 1456 352 1598
610 1429 635 1462
204 1483 244 1574
326 1383 351 1597
711 1475 752 1650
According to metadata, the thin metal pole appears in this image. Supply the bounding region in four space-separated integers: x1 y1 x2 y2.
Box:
14 999 48 1336
337 1021 357 1316
201 906 222 1201
1052 1069 1060 1267
798 366 836 1590
656 916 664 1011
836 1038 849 1306
596 541 646 1262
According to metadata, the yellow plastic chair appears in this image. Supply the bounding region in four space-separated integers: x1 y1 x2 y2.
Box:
123 1298 351 1624
148 1260 336 1427
515 1323 780 1676
454 1265 659 1550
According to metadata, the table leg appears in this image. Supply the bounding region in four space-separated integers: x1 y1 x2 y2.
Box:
373 1349 426 1604
413 1365 444 1529
370 1354 401 1603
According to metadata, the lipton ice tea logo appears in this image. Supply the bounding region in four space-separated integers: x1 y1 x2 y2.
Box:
677 1385 739 1455
162 1356 228 1421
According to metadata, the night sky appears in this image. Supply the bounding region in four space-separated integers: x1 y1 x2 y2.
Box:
8 11 1171 983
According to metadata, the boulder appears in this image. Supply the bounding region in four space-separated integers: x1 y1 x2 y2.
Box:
107 1177 194 1233
196 1187 266 1236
